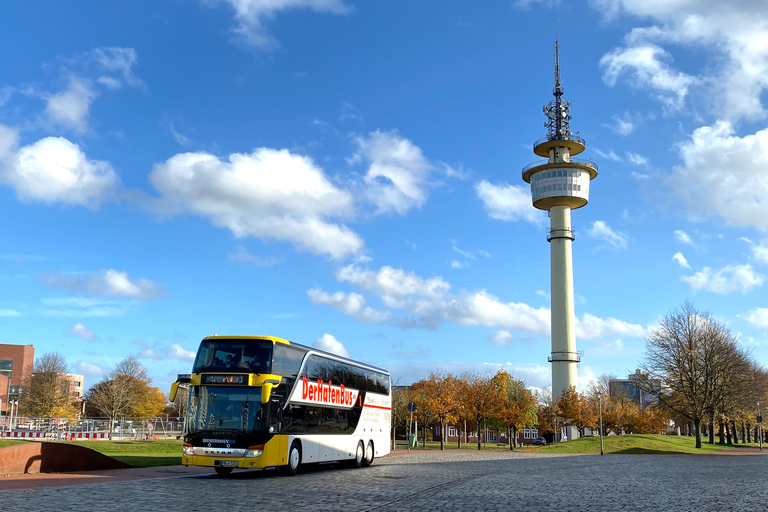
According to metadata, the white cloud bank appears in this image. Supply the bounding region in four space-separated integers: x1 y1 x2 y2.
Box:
311 264 647 339
150 148 362 259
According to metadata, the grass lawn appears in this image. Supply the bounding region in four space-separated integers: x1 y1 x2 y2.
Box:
69 439 183 467
0 439 183 468
530 434 761 454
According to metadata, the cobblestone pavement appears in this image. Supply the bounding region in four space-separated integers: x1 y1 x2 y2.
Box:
2 450 767 511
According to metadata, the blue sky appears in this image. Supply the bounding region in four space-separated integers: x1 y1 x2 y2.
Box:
2 0 768 395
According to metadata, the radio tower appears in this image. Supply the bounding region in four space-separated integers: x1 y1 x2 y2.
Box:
522 40 598 406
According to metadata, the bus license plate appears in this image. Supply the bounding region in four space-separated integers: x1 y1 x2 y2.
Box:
220 460 239 467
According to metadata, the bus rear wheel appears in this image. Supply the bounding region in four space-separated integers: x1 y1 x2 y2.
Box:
214 467 233 477
348 440 365 468
362 441 374 467
282 441 302 476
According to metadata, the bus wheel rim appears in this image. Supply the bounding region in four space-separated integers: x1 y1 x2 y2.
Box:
356 444 363 463
291 448 299 469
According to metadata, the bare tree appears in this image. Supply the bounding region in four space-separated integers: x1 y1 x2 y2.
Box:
637 302 749 449
87 376 136 430
113 356 149 381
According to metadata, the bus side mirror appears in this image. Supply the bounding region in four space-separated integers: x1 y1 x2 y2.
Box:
169 382 180 403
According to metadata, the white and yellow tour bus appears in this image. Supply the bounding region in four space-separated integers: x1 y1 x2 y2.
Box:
169 335 392 476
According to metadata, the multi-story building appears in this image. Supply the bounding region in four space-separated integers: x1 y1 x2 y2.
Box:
62 373 85 401
609 369 656 409
0 344 35 414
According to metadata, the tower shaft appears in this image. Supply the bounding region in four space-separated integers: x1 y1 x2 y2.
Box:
549 205 578 397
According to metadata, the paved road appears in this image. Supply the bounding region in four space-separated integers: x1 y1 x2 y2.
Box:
2 450 767 511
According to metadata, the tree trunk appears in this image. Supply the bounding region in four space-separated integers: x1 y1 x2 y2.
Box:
508 427 513 450
421 424 426 448
513 426 518 448
746 423 751 444
718 421 725 444
477 417 482 450
725 421 732 445
457 423 462 449
742 421 747 444
731 420 739 444
708 413 715 444
440 421 445 450
694 418 702 449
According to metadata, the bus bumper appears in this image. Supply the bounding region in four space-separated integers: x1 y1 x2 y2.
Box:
183 455 267 470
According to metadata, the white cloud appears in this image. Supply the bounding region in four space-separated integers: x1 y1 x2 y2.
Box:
625 152 649 165
97 76 121 90
150 148 362 259
351 130 433 216
672 252 690 268
208 0 351 50
576 314 646 339
336 264 450 299
682 264 764 294
605 113 634 135
746 308 768 329
307 288 390 323
74 360 108 378
39 297 130 317
312 333 350 358
91 47 143 88
475 180 543 224
751 243 768 266
228 246 282 266
600 44 696 110
667 122 768 229
69 322 99 342
674 229 695 247
167 343 196 362
594 149 623 162
45 76 96 132
450 260 466 269
38 269 166 301
489 330 514 346
0 125 120 208
138 347 162 360
586 220 628 249
0 309 20 317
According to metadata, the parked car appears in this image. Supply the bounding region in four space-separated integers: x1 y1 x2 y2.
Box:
533 437 547 446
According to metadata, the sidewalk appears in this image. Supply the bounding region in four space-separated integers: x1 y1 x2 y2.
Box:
0 465 212 491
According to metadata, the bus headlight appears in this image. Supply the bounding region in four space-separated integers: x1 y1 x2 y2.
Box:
245 444 264 457
183 444 194 456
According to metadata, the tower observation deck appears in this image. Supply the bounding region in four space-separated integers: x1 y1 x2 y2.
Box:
521 40 598 403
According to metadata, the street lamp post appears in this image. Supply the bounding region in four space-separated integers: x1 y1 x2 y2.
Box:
758 401 763 452
598 395 604 456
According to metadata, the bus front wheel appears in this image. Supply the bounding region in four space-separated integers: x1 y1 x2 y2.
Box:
214 467 233 477
283 441 302 476
362 441 374 467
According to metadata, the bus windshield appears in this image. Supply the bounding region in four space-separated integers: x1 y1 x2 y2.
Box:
192 339 273 373
186 386 264 435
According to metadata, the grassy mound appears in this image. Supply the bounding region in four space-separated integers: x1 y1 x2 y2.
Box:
531 434 758 454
